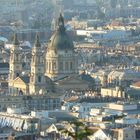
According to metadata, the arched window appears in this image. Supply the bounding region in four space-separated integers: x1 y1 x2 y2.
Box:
37 57 40 63
65 62 69 70
59 62 63 71
16 73 19 77
70 62 73 70
38 76 41 83
22 62 26 68
41 57 43 64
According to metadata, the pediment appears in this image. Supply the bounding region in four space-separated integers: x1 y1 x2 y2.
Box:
47 124 58 133
13 77 27 85
94 129 109 138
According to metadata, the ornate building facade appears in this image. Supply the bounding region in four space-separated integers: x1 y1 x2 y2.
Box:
45 14 78 80
9 14 93 97
4 14 96 112
9 34 23 94
29 35 46 94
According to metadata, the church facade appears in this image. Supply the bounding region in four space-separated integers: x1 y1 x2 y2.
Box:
9 34 23 95
8 14 79 95
9 14 93 96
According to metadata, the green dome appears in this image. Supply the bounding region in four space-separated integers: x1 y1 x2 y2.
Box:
48 14 74 50
48 31 74 50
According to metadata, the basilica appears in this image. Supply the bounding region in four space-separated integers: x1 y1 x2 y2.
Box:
8 14 93 96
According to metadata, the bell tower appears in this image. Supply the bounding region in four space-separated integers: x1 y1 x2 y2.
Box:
29 34 46 95
9 33 22 94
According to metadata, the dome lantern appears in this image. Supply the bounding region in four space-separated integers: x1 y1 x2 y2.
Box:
48 13 74 50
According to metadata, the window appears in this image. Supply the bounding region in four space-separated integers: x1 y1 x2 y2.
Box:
65 62 68 70
22 62 26 68
37 57 40 63
70 62 73 70
40 57 43 64
38 76 41 83
125 134 128 138
16 73 19 77
38 68 41 72
16 54 19 61
59 62 63 71
53 61 56 70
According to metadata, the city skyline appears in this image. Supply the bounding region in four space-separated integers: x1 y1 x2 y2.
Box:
0 0 140 140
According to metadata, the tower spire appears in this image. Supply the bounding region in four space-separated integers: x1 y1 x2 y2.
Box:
58 13 64 26
58 13 65 32
13 33 19 45
35 33 41 47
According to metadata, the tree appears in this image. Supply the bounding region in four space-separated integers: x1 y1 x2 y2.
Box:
60 120 93 140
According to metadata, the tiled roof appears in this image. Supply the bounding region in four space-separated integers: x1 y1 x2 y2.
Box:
19 75 30 84
132 81 140 87
79 73 95 83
